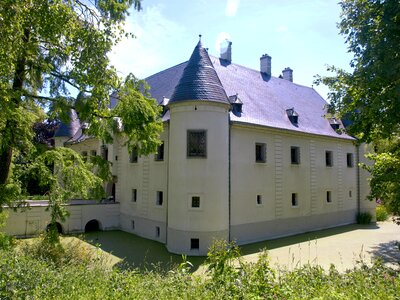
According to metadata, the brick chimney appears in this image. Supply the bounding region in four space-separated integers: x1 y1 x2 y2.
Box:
260 54 271 76
282 67 293 82
220 40 232 62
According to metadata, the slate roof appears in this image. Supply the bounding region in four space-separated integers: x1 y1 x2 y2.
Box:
145 55 353 140
169 40 230 105
54 109 81 138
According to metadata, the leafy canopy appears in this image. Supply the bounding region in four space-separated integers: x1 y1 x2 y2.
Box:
0 0 163 209
315 0 400 220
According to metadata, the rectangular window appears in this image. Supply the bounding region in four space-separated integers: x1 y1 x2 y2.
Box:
291 147 300 164
131 220 135 230
155 142 164 161
291 193 298 207
187 130 207 157
326 151 333 167
131 189 137 202
347 153 354 167
82 151 88 162
349 190 352 198
156 226 160 237
90 150 97 156
191 238 199 250
191 196 200 208
156 191 163 206
255 143 266 163
326 191 332 203
129 147 138 163
101 147 108 160
256 195 262 205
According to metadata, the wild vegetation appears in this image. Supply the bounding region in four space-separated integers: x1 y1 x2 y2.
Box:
0 236 399 299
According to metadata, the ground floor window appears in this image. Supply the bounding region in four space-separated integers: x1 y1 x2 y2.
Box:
291 193 298 206
326 191 332 203
191 238 199 250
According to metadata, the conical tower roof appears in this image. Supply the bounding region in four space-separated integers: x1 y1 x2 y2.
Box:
53 109 81 138
169 38 229 104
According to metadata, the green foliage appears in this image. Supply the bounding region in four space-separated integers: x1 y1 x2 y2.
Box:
1 239 399 299
315 0 400 224
376 205 389 222
0 0 163 207
357 212 373 224
0 212 15 250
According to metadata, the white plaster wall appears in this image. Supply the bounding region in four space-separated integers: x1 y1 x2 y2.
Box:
230 124 358 243
167 101 230 254
116 125 168 243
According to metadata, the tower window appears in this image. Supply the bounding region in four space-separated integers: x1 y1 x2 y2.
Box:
191 238 199 250
255 143 266 163
191 196 200 208
326 151 333 167
155 142 164 161
131 220 135 230
187 130 207 158
347 153 354 167
156 191 163 206
326 191 332 203
129 147 138 163
291 147 300 164
291 193 298 207
257 195 263 205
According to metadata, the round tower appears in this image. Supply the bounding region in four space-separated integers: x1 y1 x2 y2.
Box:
167 38 231 255
53 109 81 147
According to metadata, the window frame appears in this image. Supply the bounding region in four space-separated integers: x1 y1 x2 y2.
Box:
191 196 201 208
190 238 199 250
187 130 207 158
347 153 354 168
255 143 266 163
155 226 160 237
129 147 138 163
325 151 333 167
290 146 300 165
326 191 332 203
155 142 164 161
291 193 298 207
156 191 163 206
131 189 137 202
256 194 263 205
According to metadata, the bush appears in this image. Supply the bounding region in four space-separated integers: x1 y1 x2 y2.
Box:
357 212 372 224
376 205 389 221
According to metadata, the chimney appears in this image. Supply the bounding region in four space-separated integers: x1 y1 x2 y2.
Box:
220 40 232 62
282 67 293 82
260 54 271 76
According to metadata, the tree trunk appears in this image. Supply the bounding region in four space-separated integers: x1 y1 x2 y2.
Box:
0 29 29 185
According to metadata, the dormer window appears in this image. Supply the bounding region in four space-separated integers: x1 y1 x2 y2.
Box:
286 108 299 126
330 118 340 131
229 94 243 115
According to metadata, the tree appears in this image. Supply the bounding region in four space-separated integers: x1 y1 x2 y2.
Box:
315 0 400 220
0 0 163 206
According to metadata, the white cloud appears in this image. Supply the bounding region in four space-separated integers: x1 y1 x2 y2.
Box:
225 0 240 17
108 5 186 79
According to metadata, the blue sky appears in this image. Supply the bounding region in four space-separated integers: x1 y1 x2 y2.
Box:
109 0 353 99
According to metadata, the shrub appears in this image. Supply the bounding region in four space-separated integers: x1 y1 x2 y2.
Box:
376 205 389 221
357 212 372 224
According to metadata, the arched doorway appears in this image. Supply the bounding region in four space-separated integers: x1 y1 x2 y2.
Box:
46 222 63 234
85 219 101 232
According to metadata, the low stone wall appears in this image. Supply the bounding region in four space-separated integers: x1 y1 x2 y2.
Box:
3 200 120 237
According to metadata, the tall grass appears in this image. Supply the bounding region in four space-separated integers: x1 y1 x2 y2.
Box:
1 238 399 299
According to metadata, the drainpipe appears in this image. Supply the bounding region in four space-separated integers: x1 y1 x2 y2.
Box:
228 114 231 242
166 121 170 246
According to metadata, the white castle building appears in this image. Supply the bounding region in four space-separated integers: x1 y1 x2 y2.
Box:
6 39 375 255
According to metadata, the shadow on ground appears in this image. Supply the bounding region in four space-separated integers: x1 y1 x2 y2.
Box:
368 240 400 267
83 223 381 273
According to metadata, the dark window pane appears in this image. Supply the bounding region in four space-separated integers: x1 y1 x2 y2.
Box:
191 238 199 249
155 142 164 161
187 130 206 157
191 196 200 208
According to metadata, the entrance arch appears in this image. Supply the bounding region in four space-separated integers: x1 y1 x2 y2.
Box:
84 219 102 232
46 222 63 234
